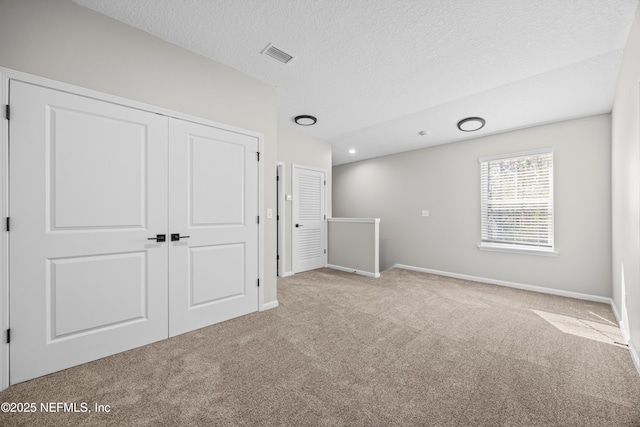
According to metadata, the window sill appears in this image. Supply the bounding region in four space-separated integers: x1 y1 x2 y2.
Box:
477 243 558 257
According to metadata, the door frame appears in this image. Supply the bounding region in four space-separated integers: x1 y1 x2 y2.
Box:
291 163 327 274
0 67 265 391
276 162 287 277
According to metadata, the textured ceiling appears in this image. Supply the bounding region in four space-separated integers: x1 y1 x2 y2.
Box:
72 0 639 165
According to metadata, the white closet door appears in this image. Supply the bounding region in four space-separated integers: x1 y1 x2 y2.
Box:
292 166 326 273
168 119 259 337
9 81 169 384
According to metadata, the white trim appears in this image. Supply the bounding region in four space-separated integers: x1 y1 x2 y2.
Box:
391 264 612 304
276 162 286 277
261 300 279 311
478 243 559 257
609 300 640 375
327 264 381 278
257 132 265 314
610 300 622 325
0 70 9 392
479 149 555 252
328 217 380 224
478 147 555 163
628 340 640 375
0 67 267 391
281 271 294 277
0 67 261 138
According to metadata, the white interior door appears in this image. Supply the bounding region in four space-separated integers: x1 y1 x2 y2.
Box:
292 165 326 273
167 119 259 337
9 81 169 384
8 80 261 384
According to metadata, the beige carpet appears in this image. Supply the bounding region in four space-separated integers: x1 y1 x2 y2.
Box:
1 268 639 426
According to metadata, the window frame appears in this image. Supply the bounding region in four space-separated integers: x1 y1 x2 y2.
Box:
478 148 558 257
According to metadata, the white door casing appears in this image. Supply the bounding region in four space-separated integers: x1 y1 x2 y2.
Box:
168 118 259 337
9 80 170 383
8 79 262 384
292 165 326 273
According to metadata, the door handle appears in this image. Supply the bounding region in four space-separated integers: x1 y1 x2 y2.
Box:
295 224 303 227
171 233 191 242
148 234 166 242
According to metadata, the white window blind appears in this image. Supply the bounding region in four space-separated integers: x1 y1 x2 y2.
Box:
480 149 554 252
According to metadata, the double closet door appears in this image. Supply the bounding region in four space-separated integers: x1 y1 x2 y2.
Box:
9 81 259 384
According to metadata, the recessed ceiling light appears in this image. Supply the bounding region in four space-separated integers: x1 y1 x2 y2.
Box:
349 149 356 154
457 117 485 132
294 115 317 126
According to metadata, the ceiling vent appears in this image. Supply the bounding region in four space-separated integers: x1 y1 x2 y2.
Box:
262 43 294 64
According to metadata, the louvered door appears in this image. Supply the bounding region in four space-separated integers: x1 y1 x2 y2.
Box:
292 165 326 273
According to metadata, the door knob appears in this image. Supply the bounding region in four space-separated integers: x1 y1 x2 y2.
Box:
148 234 166 242
171 233 191 242
295 224 303 227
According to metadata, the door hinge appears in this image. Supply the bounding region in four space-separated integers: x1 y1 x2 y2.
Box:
257 278 260 287
257 216 260 224
324 249 327 254
6 217 9 232
276 175 280 181
6 329 10 344
257 152 260 161
324 180 326 185
4 105 9 121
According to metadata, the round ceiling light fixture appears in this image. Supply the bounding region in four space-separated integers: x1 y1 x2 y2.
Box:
349 148 356 154
457 117 485 132
294 115 317 126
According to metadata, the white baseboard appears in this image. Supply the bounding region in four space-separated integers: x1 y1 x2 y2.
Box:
261 300 279 311
327 264 380 278
391 264 613 304
606 300 640 375
279 271 294 278
628 340 640 375
610 300 622 324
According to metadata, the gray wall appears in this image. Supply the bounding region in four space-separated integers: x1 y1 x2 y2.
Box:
333 114 612 298
612 5 640 362
0 0 279 303
328 219 379 277
277 128 332 274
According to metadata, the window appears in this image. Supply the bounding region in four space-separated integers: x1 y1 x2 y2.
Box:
479 149 556 256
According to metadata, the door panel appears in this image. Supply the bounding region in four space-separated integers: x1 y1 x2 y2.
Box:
191 135 245 225
49 106 147 230
50 252 148 337
168 119 259 337
293 166 326 273
190 244 245 305
9 81 169 384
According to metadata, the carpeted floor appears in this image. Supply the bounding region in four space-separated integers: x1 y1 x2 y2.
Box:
1 268 639 426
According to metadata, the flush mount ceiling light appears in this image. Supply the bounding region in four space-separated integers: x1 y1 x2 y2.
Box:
457 117 486 132
349 148 356 154
294 115 317 126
